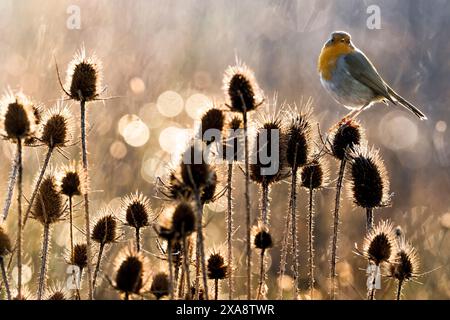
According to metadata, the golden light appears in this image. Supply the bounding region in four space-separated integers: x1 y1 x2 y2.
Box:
110 140 127 159
123 119 150 147
157 90 184 117
436 120 447 133
158 126 188 154
139 102 165 129
379 112 418 150
141 156 169 183
118 114 140 135
185 93 212 120
129 77 146 94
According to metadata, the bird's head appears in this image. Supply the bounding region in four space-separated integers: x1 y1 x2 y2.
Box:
324 31 354 50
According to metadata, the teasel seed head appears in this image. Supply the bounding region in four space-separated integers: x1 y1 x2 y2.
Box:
150 272 170 299
24 105 43 146
348 145 390 209
222 115 244 162
180 142 215 191
47 288 66 300
0 91 38 141
0 226 12 257
200 108 225 145
330 118 364 160
201 170 217 205
69 243 88 272
252 223 273 250
40 102 73 149
389 238 419 283
32 171 65 225
121 191 152 230
301 157 329 190
363 220 396 265
284 100 314 169
172 201 196 238
58 161 86 198
114 248 149 297
91 209 118 245
207 252 228 280
222 60 264 113
250 119 287 185
65 47 103 101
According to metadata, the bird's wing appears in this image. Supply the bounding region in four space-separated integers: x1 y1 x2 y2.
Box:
344 50 396 104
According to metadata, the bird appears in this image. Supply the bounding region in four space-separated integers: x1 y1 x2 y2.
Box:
318 31 427 120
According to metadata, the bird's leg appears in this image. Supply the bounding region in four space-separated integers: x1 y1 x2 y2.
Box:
349 103 370 120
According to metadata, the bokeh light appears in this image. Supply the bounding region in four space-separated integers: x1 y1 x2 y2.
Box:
379 112 419 150
110 140 128 159
185 93 213 120
118 114 140 136
158 126 189 154
123 119 150 147
157 90 184 117
129 77 146 94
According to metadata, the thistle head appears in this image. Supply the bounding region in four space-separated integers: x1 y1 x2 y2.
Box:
32 171 65 225
121 191 152 230
222 60 263 113
69 243 88 272
330 118 364 160
252 223 273 250
114 248 149 297
301 157 329 190
200 107 225 145
363 220 396 265
150 272 170 300
0 226 12 257
40 102 73 148
389 239 419 283
207 252 228 280
58 161 86 198
348 145 390 209
91 209 118 245
65 47 103 101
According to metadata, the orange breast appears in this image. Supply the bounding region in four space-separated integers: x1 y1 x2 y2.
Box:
318 43 353 81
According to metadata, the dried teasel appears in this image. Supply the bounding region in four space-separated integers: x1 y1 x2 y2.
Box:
301 157 329 190
180 142 216 192
207 252 228 280
150 272 170 300
63 47 103 102
40 102 74 149
252 224 273 250
348 145 391 209
69 243 89 272
200 107 225 145
113 248 149 298
362 220 396 265
389 238 420 283
32 172 65 225
330 118 364 160
91 210 118 245
0 91 38 141
171 201 196 238
0 226 12 257
58 161 86 198
121 192 152 230
222 115 244 162
222 60 264 113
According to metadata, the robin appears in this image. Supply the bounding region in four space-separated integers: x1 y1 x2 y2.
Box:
318 31 427 120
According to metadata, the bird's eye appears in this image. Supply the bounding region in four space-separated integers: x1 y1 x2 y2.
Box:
340 39 345 43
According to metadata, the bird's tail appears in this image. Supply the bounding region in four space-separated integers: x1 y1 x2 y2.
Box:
388 87 427 120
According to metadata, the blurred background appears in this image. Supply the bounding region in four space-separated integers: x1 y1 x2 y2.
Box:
0 0 449 299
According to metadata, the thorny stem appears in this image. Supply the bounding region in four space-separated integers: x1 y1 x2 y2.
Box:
69 197 74 261
178 262 185 299
396 280 403 301
135 228 141 252
194 192 209 300
16 139 23 298
182 235 191 299
261 181 269 225
0 257 11 300
37 223 50 300
1 151 19 222
243 110 252 300
366 208 374 233
81 100 94 300
368 264 379 300
277 203 291 299
23 147 54 227
308 187 315 299
215 279 219 300
226 163 234 300
168 241 174 300
256 248 266 300
330 158 346 300
92 243 105 295
290 164 299 299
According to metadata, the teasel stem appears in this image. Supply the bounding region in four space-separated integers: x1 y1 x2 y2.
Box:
37 223 50 300
92 242 105 293
277 206 291 299
226 163 234 299
0 257 11 300
214 279 219 300
23 147 54 227
194 235 200 299
1 151 19 222
69 197 74 261
368 264 378 300
330 158 346 300
80 100 93 300
16 138 23 298
366 208 374 233
168 240 174 300
290 163 300 299
243 110 252 300
178 262 185 299
182 235 191 299
194 191 209 300
396 279 403 301
308 186 315 299
135 228 141 252
124 292 129 300
261 181 269 225
256 248 266 300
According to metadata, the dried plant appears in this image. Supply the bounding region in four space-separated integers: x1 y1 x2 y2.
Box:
207 252 228 300
121 192 152 252
0 226 12 300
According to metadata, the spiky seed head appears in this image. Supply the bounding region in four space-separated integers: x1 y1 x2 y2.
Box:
301 158 329 190
59 162 85 198
0 226 12 257
207 253 228 280
161 171 192 201
24 105 43 146
40 103 73 148
122 192 152 230
285 103 313 169
70 243 88 271
201 170 217 204
330 118 363 160
114 249 147 296
348 145 390 209
389 239 419 282
253 224 273 250
201 108 225 145
91 210 118 245
171 202 196 237
222 61 263 113
229 116 243 131
363 220 396 265
250 120 287 185
65 47 103 101
180 143 215 191
47 291 66 300
0 91 37 140
32 172 64 225
222 115 244 162
150 272 170 299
